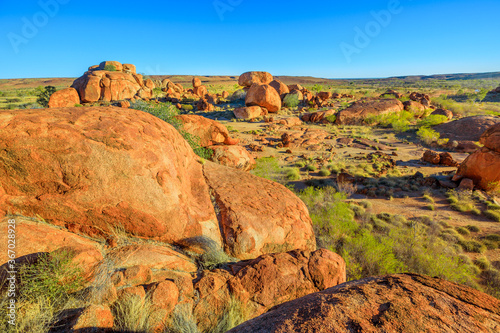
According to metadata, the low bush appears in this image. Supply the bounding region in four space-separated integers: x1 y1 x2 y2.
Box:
484 209 500 222
286 168 301 181
251 156 283 183
283 93 300 108
417 114 448 127
417 126 441 145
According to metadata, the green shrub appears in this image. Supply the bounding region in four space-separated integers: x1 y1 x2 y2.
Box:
474 256 491 270
306 164 317 172
112 295 162 333
459 240 486 253
251 156 282 183
296 161 306 168
417 126 440 145
283 93 300 108
286 168 301 181
181 104 194 111
103 64 117 71
456 227 470 236
325 114 337 123
35 86 56 107
319 167 331 177
466 225 480 232
417 115 448 127
484 209 500 222
485 234 500 242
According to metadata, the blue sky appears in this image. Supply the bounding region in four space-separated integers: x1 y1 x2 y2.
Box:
0 0 499 79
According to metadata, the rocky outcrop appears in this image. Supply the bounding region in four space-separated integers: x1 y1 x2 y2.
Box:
434 116 500 142
48 87 81 108
175 114 238 147
208 145 256 171
0 107 221 245
238 72 273 87
203 161 316 260
194 249 346 331
269 80 290 99
71 61 153 103
336 99 404 125
229 273 500 333
245 83 282 112
480 123 500 152
431 108 454 120
233 106 267 120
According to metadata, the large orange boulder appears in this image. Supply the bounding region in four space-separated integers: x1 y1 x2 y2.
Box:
269 79 290 99
194 249 346 331
208 145 256 171
434 116 500 142
48 87 81 108
98 60 123 72
175 115 239 147
480 122 500 152
238 71 273 87
202 161 316 260
229 274 500 333
192 77 202 88
233 106 267 119
336 99 404 125
454 146 500 190
0 107 221 245
245 83 282 113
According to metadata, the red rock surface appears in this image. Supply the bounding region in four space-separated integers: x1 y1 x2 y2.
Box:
246 83 282 112
229 273 500 333
455 147 500 189
238 71 273 87
0 107 220 244
269 79 290 99
0 217 102 279
336 99 404 125
431 108 453 120
435 115 500 142
208 145 256 171
175 114 239 146
480 122 500 152
192 77 202 88
194 249 346 331
233 106 267 119
202 161 316 260
403 100 427 117
71 305 114 332
48 87 81 108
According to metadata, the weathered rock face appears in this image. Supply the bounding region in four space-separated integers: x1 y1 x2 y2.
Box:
336 99 404 125
48 87 81 108
208 145 256 171
0 217 103 279
246 83 282 112
229 273 500 333
431 108 453 120
434 116 500 142
71 61 151 103
175 115 238 147
233 106 267 119
480 123 500 152
202 161 316 260
455 147 500 190
302 109 336 124
192 77 202 88
194 249 346 331
269 80 290 99
0 107 221 245
238 72 273 87
403 100 427 117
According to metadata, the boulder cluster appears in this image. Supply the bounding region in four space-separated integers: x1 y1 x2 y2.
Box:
233 71 354 120
49 61 156 107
